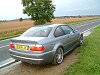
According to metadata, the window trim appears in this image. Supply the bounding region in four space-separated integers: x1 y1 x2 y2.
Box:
61 25 74 35
21 27 53 37
54 26 65 37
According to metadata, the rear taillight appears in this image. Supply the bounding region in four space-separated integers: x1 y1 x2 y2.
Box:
30 45 45 52
10 43 15 49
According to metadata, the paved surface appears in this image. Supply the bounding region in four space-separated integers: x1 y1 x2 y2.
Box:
0 40 10 63
0 50 78 75
72 20 100 32
0 19 100 75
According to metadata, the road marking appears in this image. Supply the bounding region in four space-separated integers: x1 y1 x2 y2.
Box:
82 24 100 34
76 24 88 27
75 21 98 28
0 45 9 49
75 21 96 28
0 58 15 68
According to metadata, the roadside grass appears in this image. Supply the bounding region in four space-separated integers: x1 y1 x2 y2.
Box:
63 25 100 75
0 29 26 41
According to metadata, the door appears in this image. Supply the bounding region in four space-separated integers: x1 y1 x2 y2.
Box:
54 26 72 53
61 25 77 52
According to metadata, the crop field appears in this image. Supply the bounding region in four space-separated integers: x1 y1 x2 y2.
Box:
0 17 99 40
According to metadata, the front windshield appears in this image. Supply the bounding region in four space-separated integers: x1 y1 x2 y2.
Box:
21 27 52 37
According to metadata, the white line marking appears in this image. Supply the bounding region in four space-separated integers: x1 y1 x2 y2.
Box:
83 31 91 37
0 58 15 68
0 45 9 49
76 24 88 27
82 24 100 34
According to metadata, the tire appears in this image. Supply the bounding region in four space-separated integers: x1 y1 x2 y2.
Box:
78 34 83 46
52 47 64 65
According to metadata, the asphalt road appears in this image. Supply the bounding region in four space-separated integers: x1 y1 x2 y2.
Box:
0 40 10 63
0 19 100 75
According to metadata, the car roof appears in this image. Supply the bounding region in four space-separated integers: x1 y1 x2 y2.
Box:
33 24 67 28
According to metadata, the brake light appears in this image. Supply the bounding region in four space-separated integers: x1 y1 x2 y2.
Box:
10 43 15 49
30 45 45 52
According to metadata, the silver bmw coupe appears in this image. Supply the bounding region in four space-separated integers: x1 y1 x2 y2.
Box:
9 24 83 65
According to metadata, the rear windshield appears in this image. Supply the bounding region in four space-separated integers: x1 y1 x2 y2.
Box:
21 27 52 37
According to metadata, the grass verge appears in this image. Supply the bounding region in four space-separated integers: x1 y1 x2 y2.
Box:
0 28 27 41
63 25 100 75
0 31 24 41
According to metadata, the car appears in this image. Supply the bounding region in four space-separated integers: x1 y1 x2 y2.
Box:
9 24 83 65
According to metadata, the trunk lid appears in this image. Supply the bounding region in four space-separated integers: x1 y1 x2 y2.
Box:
11 36 45 44
10 37 46 51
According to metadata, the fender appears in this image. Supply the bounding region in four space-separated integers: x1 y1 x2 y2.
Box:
53 43 64 51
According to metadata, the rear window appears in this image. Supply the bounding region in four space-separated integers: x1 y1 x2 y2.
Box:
21 27 52 37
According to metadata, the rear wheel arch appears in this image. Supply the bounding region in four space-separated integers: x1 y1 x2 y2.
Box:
53 43 64 51
59 46 64 52
52 47 64 65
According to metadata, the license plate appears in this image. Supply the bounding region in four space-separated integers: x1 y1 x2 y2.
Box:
16 44 29 50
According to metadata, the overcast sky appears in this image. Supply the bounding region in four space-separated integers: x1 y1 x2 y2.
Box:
0 0 100 20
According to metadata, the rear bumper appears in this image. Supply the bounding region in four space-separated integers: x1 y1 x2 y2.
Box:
9 49 55 64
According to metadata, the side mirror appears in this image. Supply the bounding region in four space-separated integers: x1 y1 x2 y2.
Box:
73 30 79 33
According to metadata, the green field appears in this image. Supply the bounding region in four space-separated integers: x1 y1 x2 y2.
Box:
63 25 100 75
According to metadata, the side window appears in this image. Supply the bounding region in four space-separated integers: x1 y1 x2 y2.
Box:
61 26 74 34
54 27 65 37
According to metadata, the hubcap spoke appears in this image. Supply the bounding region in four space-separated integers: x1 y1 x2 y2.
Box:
56 48 63 64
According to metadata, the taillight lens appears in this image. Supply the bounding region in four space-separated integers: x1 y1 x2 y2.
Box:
10 43 15 49
30 45 45 52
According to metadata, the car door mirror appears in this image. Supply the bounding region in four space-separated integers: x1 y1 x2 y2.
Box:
73 30 79 33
